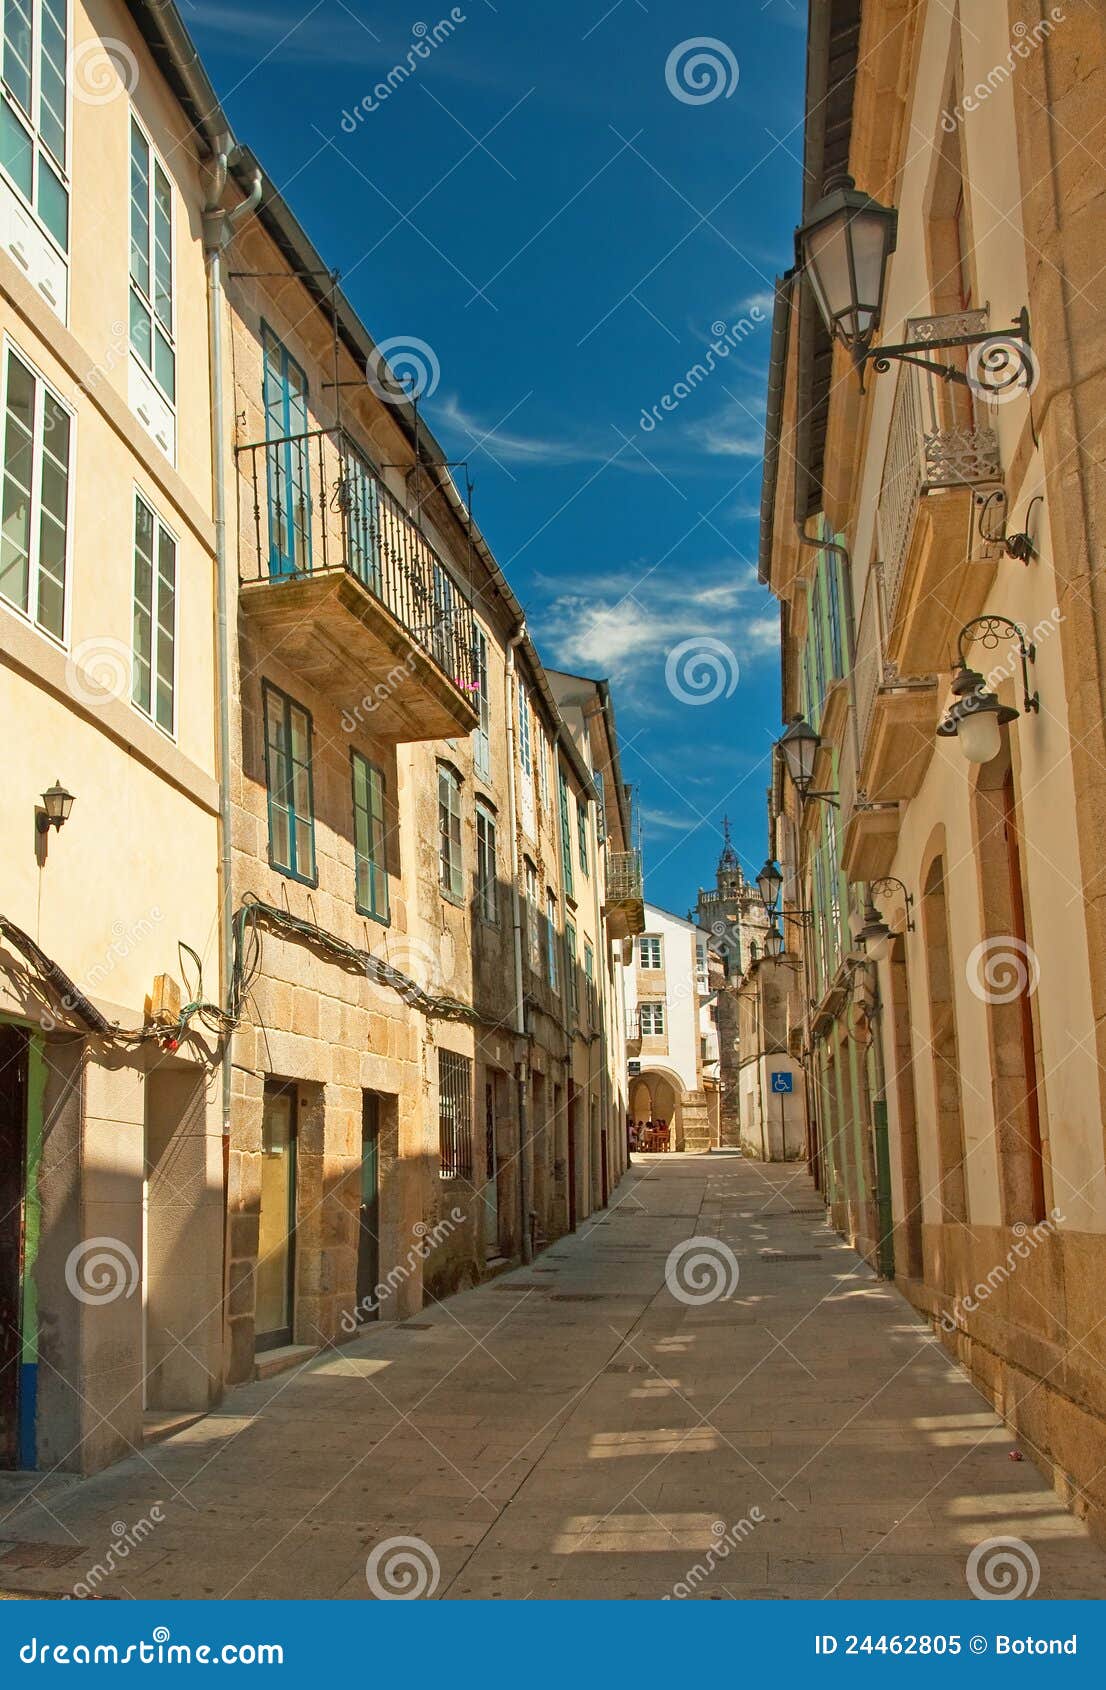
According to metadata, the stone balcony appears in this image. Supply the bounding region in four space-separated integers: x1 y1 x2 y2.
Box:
235 426 479 743
604 849 645 938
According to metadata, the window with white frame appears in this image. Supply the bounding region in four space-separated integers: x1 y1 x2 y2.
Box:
518 682 532 776
0 343 70 640
639 1001 665 1037
472 624 490 778
639 934 663 970
132 492 176 734
129 116 175 403
0 0 68 249
475 800 497 923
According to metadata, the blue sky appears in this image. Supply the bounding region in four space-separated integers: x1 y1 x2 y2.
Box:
188 0 807 915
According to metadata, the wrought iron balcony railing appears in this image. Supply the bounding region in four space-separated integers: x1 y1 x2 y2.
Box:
236 425 476 699
876 309 1001 631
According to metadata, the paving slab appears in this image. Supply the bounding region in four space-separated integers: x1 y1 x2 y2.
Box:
0 1154 1103 1600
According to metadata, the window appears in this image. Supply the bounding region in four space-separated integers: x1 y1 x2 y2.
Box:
132 493 176 734
537 731 549 810
475 801 497 923
438 1049 472 1180
827 550 844 681
262 325 311 578
352 752 388 922
341 440 381 595
584 940 594 1016
546 891 559 992
432 562 456 675
438 763 463 900
0 345 70 640
473 626 490 778
640 935 663 970
525 860 541 973
129 118 174 402
558 768 574 899
263 683 316 883
640 1001 665 1037
0 0 68 249
566 919 578 1014
518 685 532 777
576 794 589 877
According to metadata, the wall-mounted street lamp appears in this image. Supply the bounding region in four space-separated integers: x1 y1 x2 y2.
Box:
777 716 838 807
756 857 783 911
796 174 1034 395
35 779 75 865
856 876 915 962
763 921 785 961
936 615 1040 765
37 780 75 834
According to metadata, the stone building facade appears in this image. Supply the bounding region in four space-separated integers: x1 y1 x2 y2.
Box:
0 0 638 1473
691 828 769 1147
760 0 1106 1530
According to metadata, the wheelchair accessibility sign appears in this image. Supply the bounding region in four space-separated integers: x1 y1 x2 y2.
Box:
770 1071 794 1094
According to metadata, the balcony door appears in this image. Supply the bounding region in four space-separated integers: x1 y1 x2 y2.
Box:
341 445 382 598
256 1082 297 1350
262 327 312 579
0 1025 28 1467
356 1092 380 1322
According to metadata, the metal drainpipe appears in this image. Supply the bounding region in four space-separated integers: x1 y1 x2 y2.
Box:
505 626 532 1263
204 141 262 1138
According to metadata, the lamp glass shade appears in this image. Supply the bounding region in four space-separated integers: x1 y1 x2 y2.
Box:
764 926 784 960
779 716 819 790
798 180 897 351
957 706 1003 765
42 780 75 826
756 858 783 910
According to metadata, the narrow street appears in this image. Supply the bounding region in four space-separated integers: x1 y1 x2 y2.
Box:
1 1156 1103 1602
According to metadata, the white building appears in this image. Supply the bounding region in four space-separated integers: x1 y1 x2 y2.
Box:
625 904 712 1150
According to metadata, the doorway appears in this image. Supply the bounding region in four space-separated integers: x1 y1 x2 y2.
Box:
256 1082 297 1350
0 1024 28 1467
482 1079 502 1260
566 1084 578 1231
356 1092 381 1322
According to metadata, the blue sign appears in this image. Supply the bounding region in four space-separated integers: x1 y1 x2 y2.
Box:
771 1071 794 1094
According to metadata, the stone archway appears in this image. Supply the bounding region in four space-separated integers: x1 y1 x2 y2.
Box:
629 1067 695 1150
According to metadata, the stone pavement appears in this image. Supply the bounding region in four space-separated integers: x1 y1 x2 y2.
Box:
1 1154 1104 1601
